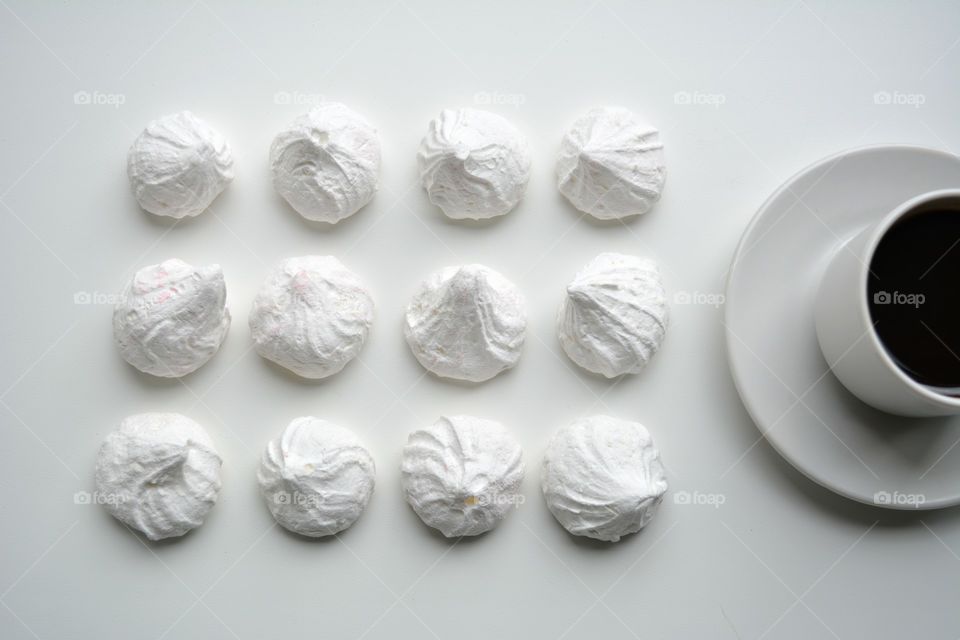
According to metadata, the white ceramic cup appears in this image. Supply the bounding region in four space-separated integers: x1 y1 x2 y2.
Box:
815 188 960 417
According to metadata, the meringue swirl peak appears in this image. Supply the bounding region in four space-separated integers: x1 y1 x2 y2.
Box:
418 108 531 220
404 264 526 382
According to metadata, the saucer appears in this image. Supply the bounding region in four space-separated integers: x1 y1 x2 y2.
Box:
725 145 960 510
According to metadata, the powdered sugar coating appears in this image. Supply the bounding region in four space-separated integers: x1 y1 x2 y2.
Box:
271 103 381 223
541 415 667 542
113 258 230 378
95 413 222 541
401 415 524 537
403 264 526 382
557 106 665 220
558 253 668 378
249 256 374 379
127 111 233 218
418 108 531 220
258 417 376 537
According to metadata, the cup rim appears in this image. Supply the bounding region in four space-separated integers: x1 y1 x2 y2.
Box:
857 187 960 408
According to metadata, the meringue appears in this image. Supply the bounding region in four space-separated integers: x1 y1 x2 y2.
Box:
541 415 667 542
127 111 233 218
249 256 374 379
270 103 381 223
95 413 222 541
558 253 668 378
258 417 375 537
417 108 531 220
401 415 524 537
556 106 665 219
404 264 526 382
113 258 231 378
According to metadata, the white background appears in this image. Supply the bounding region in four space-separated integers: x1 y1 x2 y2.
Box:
2 1 959 638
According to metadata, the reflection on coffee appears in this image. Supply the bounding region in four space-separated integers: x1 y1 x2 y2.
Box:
867 207 960 392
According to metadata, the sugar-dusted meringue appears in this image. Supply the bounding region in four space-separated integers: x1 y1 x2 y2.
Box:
127 111 233 218
113 258 230 378
95 413 222 541
556 106 665 219
258 417 375 537
270 103 381 223
401 415 524 537
541 415 667 542
417 108 531 220
403 264 526 382
249 256 374 379
558 253 668 378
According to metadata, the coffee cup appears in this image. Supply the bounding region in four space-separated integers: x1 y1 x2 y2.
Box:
815 188 960 417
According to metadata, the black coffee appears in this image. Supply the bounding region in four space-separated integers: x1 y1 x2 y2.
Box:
867 205 960 391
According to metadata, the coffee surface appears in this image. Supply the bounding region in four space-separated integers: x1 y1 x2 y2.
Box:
867 209 960 390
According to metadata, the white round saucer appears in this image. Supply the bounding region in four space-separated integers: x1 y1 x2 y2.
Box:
725 145 960 510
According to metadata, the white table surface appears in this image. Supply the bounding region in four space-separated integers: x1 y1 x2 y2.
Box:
2 1 960 638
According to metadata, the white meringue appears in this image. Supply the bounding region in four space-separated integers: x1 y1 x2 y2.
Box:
249 256 374 379
95 413 222 541
270 103 381 223
556 106 665 220
417 108 531 220
258 417 375 537
558 253 668 378
541 415 667 542
401 415 524 537
127 111 233 218
113 259 231 378
403 264 526 382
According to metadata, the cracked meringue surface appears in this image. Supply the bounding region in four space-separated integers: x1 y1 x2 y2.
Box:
95 413 222 541
270 103 381 223
127 111 233 218
401 415 524 537
541 415 667 542
418 108 531 220
258 417 376 537
249 256 374 379
113 258 231 378
403 264 526 382
556 106 665 219
558 253 668 378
